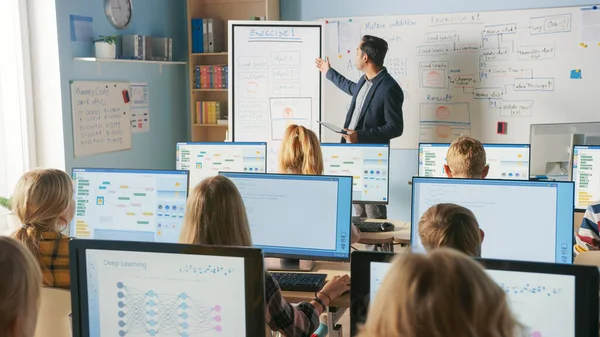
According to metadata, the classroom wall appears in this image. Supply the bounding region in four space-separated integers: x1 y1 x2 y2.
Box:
54 0 188 172
281 0 591 221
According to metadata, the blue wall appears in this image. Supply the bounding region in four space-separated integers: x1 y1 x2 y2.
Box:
281 0 591 221
56 0 188 171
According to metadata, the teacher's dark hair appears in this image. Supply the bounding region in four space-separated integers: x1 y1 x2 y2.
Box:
360 35 388 68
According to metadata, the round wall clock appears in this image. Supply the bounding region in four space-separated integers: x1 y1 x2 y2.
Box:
105 0 133 29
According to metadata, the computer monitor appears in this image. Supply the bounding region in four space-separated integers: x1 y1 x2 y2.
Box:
70 168 190 243
572 145 600 211
350 250 599 337
176 142 267 191
418 143 531 179
531 122 600 179
69 239 266 337
411 177 574 263
220 172 353 268
321 143 390 204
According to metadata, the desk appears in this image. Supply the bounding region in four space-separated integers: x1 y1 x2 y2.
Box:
280 261 350 336
358 219 411 251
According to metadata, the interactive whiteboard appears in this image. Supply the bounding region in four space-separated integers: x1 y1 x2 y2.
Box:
229 21 322 171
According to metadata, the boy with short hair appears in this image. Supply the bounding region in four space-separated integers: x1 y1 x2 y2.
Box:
444 136 489 178
418 203 484 257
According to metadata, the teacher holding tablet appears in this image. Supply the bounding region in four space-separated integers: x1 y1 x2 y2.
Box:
316 35 404 219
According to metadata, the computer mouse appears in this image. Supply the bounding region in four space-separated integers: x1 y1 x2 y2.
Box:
380 222 395 232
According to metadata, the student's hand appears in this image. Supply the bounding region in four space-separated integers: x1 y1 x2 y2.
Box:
320 274 351 300
342 129 358 143
315 57 331 74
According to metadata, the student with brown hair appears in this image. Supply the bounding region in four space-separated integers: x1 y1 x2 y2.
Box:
444 135 489 178
357 248 521 337
418 203 484 257
12 169 74 289
180 176 351 337
0 236 43 337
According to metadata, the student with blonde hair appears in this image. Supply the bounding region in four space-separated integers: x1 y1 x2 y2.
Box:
279 124 323 175
418 203 484 257
0 236 43 337
358 248 520 337
180 176 351 337
12 168 74 289
444 135 489 178
279 124 361 244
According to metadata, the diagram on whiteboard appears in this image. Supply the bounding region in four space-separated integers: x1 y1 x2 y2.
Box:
269 98 312 140
323 6 600 147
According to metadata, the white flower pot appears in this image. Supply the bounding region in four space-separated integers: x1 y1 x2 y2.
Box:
95 41 116 59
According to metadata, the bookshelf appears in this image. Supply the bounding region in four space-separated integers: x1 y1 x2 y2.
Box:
187 0 280 142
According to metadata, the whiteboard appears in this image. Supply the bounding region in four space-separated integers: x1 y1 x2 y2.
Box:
228 21 322 171
71 81 132 157
322 5 600 149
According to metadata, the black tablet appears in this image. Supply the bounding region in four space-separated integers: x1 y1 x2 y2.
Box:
69 239 266 337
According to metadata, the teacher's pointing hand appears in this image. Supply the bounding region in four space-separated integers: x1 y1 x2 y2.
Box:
315 57 331 74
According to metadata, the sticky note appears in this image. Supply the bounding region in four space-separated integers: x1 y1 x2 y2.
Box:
338 54 342 58
570 69 582 79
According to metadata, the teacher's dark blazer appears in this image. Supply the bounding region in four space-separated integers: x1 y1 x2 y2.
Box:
326 67 404 144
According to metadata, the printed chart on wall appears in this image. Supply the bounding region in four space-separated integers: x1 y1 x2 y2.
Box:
71 81 132 157
322 6 600 148
229 22 322 171
130 82 150 133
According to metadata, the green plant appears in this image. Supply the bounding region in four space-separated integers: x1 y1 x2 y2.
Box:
0 197 11 211
95 35 118 45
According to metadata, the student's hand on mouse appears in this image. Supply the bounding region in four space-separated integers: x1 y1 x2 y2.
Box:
342 129 358 143
315 57 331 74
320 274 351 300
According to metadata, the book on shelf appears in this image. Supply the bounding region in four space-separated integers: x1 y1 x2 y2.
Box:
191 17 224 53
194 65 228 89
196 100 226 124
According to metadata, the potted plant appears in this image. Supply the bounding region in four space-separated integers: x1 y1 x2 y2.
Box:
0 196 19 235
94 35 118 59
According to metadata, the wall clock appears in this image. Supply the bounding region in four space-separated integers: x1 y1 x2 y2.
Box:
105 0 132 29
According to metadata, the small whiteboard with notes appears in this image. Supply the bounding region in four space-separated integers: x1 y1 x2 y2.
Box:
71 81 132 157
229 21 322 171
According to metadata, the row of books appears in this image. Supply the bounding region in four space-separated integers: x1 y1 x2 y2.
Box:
196 101 227 124
191 18 224 53
194 65 228 89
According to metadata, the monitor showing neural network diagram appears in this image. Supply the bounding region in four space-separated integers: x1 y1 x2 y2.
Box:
70 168 190 243
176 142 267 191
69 240 267 337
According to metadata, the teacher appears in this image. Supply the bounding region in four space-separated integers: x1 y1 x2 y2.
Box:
315 35 404 219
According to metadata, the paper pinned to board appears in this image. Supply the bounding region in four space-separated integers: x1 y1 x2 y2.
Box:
130 83 150 133
580 6 600 42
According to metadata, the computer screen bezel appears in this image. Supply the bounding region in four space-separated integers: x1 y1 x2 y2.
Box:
350 250 395 336
320 143 391 205
476 257 599 337
571 144 600 212
69 239 267 337
409 177 575 263
417 142 532 179
70 168 191 240
175 141 268 181
350 251 600 337
219 171 353 262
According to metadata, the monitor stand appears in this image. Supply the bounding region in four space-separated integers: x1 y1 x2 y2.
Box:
265 257 315 272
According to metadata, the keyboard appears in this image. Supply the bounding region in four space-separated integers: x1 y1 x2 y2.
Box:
271 272 327 292
354 221 392 232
